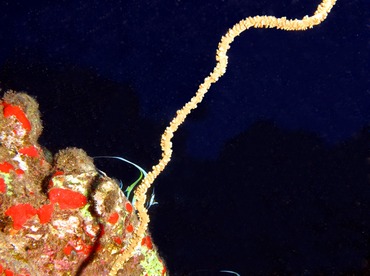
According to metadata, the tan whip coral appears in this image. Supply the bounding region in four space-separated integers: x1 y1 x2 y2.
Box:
109 0 337 274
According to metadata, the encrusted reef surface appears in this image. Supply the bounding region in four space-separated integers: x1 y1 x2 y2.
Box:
0 91 166 275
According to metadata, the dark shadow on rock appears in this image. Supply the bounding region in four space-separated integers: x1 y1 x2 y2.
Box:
153 120 370 275
0 49 164 174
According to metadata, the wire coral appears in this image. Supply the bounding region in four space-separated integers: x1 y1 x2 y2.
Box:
109 0 337 274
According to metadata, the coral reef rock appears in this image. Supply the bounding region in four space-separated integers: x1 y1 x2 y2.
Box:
0 91 166 276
